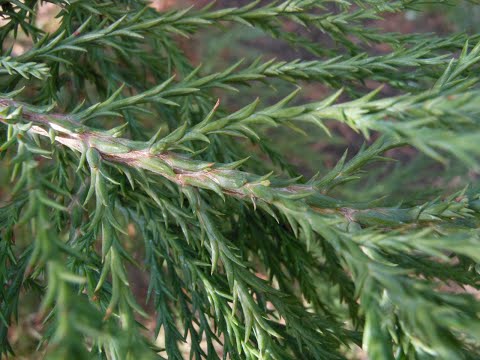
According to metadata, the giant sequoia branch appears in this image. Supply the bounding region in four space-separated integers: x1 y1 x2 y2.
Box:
0 98 341 204
0 97 474 230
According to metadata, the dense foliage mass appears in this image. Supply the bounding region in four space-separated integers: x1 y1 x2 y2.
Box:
2 1 480 359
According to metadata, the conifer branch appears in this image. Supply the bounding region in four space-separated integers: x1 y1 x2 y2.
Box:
1 92 479 229
2 1 480 359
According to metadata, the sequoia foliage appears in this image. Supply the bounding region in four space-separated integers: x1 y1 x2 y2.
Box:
1 1 480 359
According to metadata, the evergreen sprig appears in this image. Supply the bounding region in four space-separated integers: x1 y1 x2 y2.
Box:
1 1 480 359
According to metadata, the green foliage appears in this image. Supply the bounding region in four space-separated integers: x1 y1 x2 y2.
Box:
1 1 480 359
